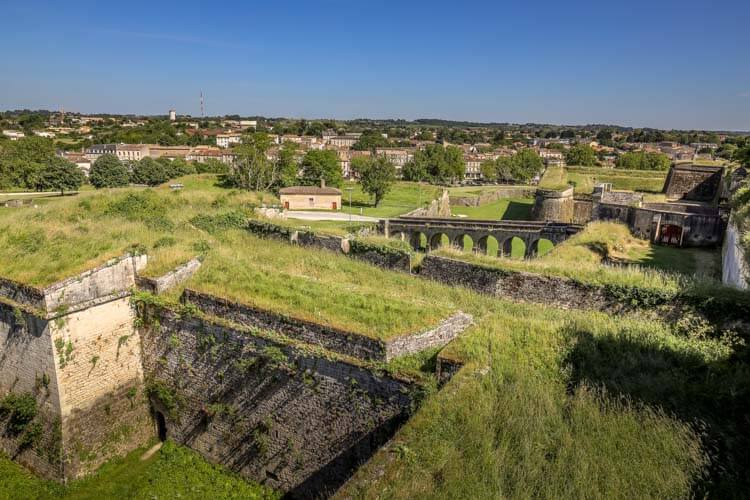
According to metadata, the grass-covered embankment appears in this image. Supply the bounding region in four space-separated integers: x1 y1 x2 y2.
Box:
540 165 667 193
341 301 749 498
0 440 277 499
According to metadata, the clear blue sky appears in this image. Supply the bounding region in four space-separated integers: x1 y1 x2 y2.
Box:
1 0 749 130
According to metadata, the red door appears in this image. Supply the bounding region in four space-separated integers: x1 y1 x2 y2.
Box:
332 201 337 210
284 201 289 209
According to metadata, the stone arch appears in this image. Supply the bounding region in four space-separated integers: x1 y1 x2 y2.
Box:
429 232 450 250
475 235 499 257
410 231 427 251
453 234 473 252
391 231 407 242
534 238 554 257
501 236 525 259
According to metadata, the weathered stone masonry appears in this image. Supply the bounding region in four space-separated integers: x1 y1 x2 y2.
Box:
181 288 472 362
139 305 418 497
0 255 153 481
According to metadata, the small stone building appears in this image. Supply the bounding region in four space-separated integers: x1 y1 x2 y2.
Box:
279 181 342 210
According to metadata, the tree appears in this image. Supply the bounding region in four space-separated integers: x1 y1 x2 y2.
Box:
131 157 169 186
565 144 598 166
512 149 544 182
35 157 85 195
495 156 515 182
480 159 497 182
231 132 276 191
90 153 129 188
300 149 343 188
354 155 396 206
276 141 300 188
351 130 390 151
615 151 670 170
0 136 55 189
402 144 464 184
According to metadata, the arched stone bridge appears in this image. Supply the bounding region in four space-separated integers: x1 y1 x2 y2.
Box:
381 216 583 258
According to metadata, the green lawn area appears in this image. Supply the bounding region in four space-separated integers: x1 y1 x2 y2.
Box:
451 197 533 220
339 181 441 218
0 441 276 499
541 165 667 194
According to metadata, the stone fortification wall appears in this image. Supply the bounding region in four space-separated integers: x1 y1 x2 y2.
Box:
0 254 153 481
139 306 416 498
404 190 451 217
722 221 749 289
418 254 750 331
247 220 411 272
0 302 63 478
532 187 575 223
573 199 592 224
136 257 202 295
181 289 470 362
52 297 153 478
450 186 535 207
664 164 724 202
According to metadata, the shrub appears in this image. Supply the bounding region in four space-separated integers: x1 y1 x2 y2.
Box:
0 393 37 435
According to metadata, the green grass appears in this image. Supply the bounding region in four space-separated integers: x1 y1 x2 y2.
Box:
177 229 454 340
339 181 441 218
2 174 749 498
339 305 744 498
450 198 533 220
0 441 276 499
540 165 667 194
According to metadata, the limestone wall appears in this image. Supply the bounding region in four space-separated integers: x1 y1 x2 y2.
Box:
403 190 451 217
0 303 63 478
139 307 416 498
532 187 574 223
136 257 202 295
51 297 153 478
0 254 153 480
43 254 147 315
722 221 749 289
181 289 470 362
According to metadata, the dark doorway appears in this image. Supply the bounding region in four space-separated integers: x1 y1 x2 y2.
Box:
660 224 683 245
156 411 167 441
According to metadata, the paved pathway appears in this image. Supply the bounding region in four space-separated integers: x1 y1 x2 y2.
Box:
284 211 379 222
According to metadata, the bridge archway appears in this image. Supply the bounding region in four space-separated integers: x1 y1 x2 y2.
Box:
501 236 526 259
475 235 498 257
528 238 554 257
391 231 407 242
429 232 450 250
410 231 427 251
453 234 473 252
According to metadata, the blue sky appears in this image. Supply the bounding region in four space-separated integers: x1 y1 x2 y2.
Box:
1 0 749 130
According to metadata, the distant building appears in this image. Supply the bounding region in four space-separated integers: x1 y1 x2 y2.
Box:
375 148 413 176
279 180 342 210
33 130 56 138
186 146 235 164
216 133 242 148
60 152 92 176
169 109 176 121
464 155 483 180
84 144 117 161
148 145 192 159
115 144 150 162
328 135 359 148
2 130 25 140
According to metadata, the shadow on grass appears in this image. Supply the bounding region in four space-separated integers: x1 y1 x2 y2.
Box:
563 328 750 497
501 201 533 221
